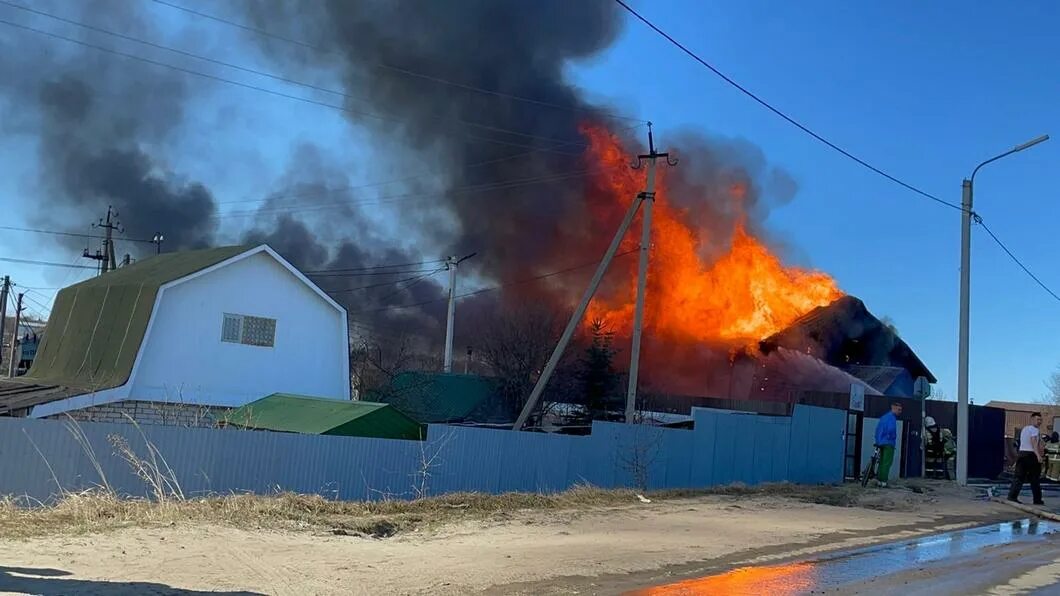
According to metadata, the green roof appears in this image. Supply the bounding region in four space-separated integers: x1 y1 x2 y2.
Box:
24 245 253 392
375 372 504 423
224 393 424 440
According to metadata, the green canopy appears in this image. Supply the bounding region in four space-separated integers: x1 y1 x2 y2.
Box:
224 393 424 440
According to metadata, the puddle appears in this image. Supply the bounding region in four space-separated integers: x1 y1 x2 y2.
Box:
627 519 1056 595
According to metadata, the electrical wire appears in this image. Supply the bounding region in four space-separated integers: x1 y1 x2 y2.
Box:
5 0 597 148
0 257 99 270
303 258 449 275
210 167 617 219
611 0 963 212
0 10 589 157
322 273 442 295
350 249 638 316
213 121 643 207
976 217 1060 303
21 291 54 317
148 0 644 125
370 267 448 305
5 0 645 214
0 225 154 243
306 268 442 278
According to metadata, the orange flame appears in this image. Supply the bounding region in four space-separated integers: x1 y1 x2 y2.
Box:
581 124 842 344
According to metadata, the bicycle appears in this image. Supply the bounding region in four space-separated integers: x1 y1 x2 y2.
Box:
861 444 881 487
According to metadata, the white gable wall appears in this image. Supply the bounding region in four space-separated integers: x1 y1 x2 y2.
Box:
129 251 349 407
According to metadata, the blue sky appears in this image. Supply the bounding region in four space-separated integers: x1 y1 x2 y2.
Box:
1 0 1057 403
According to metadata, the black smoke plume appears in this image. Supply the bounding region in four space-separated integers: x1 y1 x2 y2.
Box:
2 1 818 395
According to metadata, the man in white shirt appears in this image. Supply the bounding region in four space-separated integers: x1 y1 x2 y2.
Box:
1007 412 1045 505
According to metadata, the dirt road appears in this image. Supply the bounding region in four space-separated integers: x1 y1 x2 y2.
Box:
0 484 1028 595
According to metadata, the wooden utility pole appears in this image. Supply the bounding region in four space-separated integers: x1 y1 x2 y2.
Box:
0 275 9 369
512 123 676 430
8 292 24 377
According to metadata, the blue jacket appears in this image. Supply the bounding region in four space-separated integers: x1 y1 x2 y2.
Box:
875 412 898 447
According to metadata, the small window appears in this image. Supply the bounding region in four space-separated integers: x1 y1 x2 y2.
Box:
242 316 276 347
221 314 242 343
221 313 276 347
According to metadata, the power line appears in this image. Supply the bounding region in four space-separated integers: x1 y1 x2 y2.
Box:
322 273 442 295
976 217 1060 303
611 0 962 212
21 292 53 317
216 166 603 208
213 121 643 207
211 167 616 218
148 0 644 125
351 249 638 316
0 225 154 244
0 257 99 270
0 10 589 156
307 268 443 278
371 267 448 305
303 259 449 275
5 0 593 148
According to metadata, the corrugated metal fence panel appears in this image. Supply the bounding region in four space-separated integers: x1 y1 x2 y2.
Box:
793 406 846 484
788 404 812 480
768 416 793 483
0 405 845 503
658 427 694 489
690 408 719 487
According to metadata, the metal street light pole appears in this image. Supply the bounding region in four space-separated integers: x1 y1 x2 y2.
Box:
956 134 1048 486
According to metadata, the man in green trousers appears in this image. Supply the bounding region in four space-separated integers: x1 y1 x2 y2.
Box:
875 402 902 487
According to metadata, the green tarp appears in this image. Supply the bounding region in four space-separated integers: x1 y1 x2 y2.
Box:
224 393 424 440
24 246 252 392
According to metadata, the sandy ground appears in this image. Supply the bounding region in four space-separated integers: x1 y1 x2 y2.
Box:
0 484 1021 595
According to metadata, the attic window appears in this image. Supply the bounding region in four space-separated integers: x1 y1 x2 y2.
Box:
222 313 276 347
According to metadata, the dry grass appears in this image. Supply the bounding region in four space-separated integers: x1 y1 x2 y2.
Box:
0 486 658 540
0 482 923 541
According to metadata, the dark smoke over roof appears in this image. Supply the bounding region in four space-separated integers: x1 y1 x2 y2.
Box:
2 1 808 371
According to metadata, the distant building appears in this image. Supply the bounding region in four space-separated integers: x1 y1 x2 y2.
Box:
0 245 350 425
984 401 1060 437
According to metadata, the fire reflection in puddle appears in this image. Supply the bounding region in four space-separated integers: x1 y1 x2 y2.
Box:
627 563 815 595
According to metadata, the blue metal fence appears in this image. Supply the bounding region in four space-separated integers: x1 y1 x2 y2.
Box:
0 405 844 503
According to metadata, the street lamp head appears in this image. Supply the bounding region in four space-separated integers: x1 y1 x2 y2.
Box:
1013 134 1049 153
971 133 1049 182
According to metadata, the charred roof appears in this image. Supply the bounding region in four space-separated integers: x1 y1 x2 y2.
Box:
759 296 936 384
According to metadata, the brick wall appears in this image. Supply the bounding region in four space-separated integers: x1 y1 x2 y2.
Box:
50 401 231 428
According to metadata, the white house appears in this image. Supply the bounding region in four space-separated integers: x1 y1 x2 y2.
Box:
0 245 350 425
